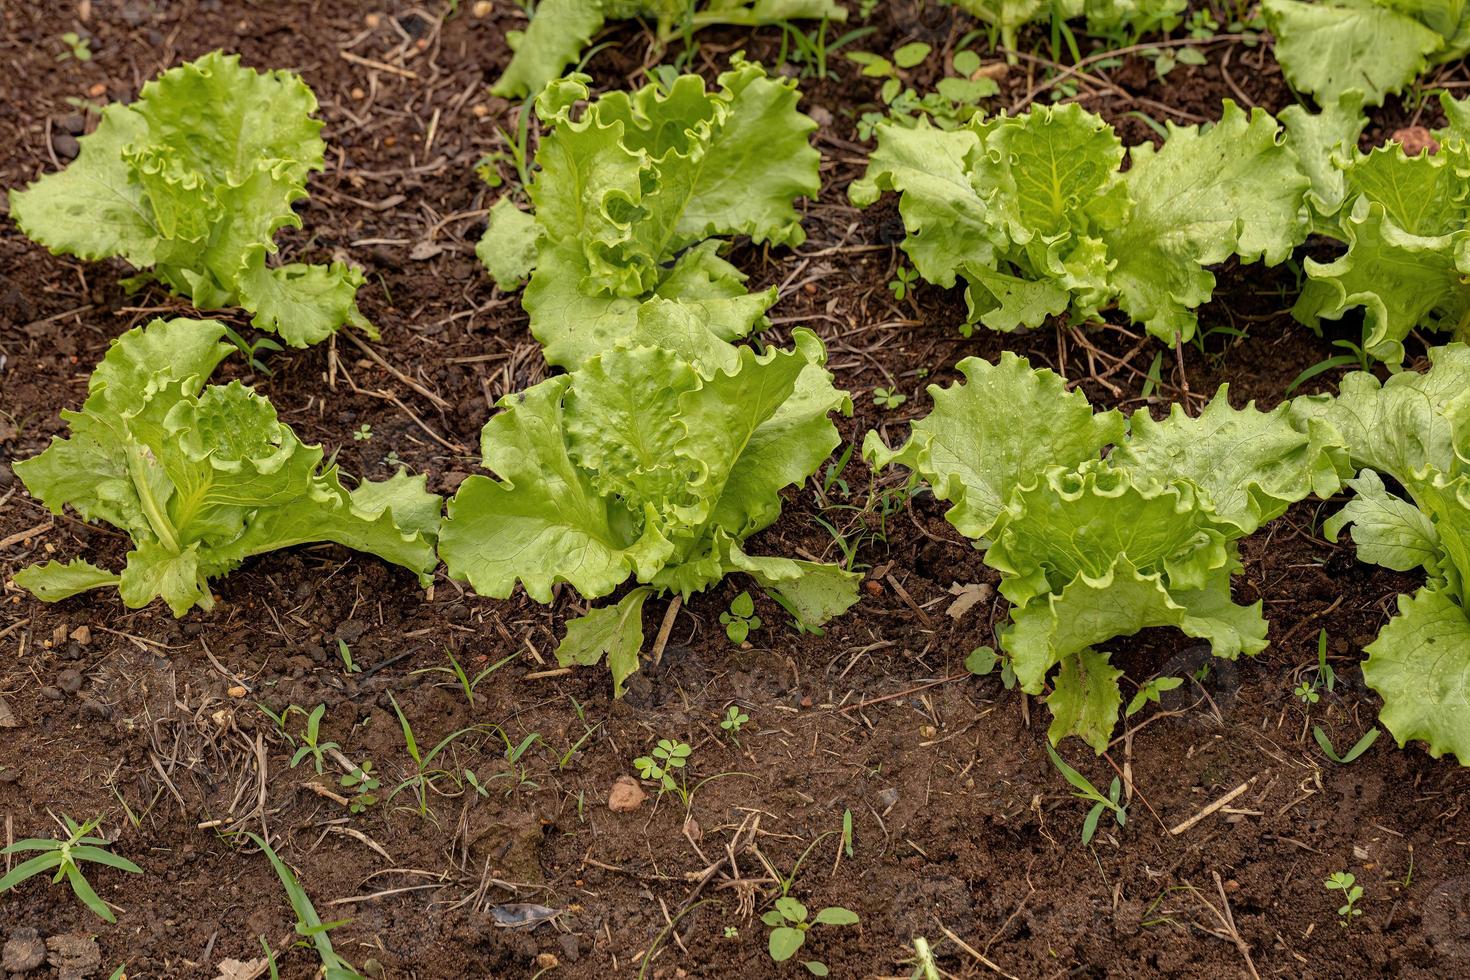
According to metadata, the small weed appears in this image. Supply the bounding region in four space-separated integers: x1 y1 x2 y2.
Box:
1126 675 1183 717
414 648 517 706
289 705 340 775
385 694 480 820
762 896 859 975
1314 726 1380 765
221 325 284 376
1295 629 1338 707
58 32 92 61
634 738 692 805
337 639 361 674
720 591 761 643
1046 744 1126 846
887 265 919 301
872 387 907 410
1326 871 1363 925
339 761 380 814
0 814 142 922
720 705 750 738
248 833 366 978
351 423 372 442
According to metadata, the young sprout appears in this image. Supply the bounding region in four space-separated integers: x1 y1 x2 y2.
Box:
289 704 341 775
719 591 761 643
0 815 142 922
762 896 860 976
633 739 693 804
872 387 907 410
720 705 750 737
1326 871 1363 925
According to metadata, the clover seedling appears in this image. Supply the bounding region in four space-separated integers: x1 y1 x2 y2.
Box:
887 265 918 300
720 705 750 737
0 815 142 923
1326 871 1363 925
720 592 761 644
873 387 907 410
634 739 692 804
340 761 381 814
762 896 859 975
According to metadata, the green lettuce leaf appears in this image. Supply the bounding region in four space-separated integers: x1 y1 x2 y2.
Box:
12 318 439 617
480 61 819 368
491 0 846 99
1264 0 1444 106
8 51 369 347
440 330 856 692
1363 586 1470 761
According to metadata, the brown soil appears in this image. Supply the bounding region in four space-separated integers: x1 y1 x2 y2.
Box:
3 2 1470 979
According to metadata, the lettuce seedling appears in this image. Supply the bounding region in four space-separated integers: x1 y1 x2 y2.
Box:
478 60 820 368
9 51 370 348
13 318 440 617
1283 91 1470 366
439 317 858 694
491 0 847 99
867 352 1344 751
1293 344 1470 764
850 101 1308 345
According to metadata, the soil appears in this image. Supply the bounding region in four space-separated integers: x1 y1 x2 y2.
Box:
3 2 1470 979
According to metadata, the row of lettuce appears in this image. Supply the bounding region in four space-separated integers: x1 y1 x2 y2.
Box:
5 51 1469 766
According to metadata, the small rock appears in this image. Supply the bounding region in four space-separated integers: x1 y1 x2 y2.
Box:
56 113 86 135
876 787 900 811
45 934 100 978
227 686 247 699
808 105 833 128
69 626 91 645
0 696 18 728
361 958 385 979
682 815 703 843
0 768 19 784
607 775 647 813
558 933 581 962
3 928 45 973
472 0 494 17
39 687 64 702
52 134 80 160
536 952 559 969
57 670 84 695
1392 126 1439 156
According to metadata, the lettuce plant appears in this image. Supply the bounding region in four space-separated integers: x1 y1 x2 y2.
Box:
478 61 820 369
866 353 1343 751
1292 344 1470 763
13 318 440 617
942 0 1186 57
8 51 370 348
850 101 1308 345
1264 0 1470 107
1284 91 1470 366
438 317 858 694
491 0 847 99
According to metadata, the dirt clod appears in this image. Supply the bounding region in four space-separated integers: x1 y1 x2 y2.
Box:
2 930 45 974
0 696 18 728
45 935 100 979
607 775 647 812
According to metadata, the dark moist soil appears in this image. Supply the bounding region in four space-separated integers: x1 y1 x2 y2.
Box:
3 2 1470 978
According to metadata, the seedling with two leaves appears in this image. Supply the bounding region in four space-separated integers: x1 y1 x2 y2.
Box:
1325 871 1364 926
0 815 142 923
1046 744 1127 846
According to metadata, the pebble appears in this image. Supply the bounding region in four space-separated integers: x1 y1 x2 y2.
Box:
80 700 111 721
56 113 85 135
39 687 63 702
0 696 17 728
52 134 79 160
2 928 45 974
56 670 83 695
